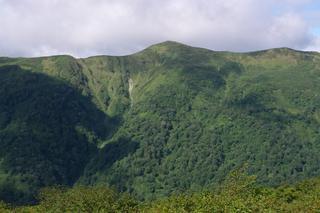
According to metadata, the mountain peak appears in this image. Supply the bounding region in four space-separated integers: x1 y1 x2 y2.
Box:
138 40 214 57
147 40 190 50
158 40 185 45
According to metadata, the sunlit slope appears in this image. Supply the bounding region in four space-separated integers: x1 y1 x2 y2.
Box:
1 41 320 203
79 42 320 200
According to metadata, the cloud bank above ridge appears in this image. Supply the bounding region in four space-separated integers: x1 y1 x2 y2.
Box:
0 0 319 57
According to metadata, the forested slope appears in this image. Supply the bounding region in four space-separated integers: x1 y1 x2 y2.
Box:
1 41 320 203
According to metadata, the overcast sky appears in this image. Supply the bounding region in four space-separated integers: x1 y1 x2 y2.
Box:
0 0 319 57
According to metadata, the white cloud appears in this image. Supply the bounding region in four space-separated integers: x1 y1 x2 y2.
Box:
306 37 320 52
0 0 318 57
266 13 312 48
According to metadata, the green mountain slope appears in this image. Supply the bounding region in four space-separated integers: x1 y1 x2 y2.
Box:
0 64 115 204
1 41 320 203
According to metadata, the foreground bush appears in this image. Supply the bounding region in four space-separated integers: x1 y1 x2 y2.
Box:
3 170 320 212
12 186 139 212
142 171 320 212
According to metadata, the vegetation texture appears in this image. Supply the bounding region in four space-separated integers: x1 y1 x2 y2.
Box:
0 41 320 205
2 170 320 212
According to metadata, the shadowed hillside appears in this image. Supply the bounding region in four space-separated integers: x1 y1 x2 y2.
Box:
1 42 320 203
0 65 112 204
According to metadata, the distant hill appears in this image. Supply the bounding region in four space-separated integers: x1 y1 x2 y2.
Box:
1 41 320 203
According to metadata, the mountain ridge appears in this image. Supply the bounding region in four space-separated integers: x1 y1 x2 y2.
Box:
0 41 320 204
1 41 318 59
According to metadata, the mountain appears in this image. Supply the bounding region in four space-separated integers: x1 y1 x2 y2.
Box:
0 41 320 203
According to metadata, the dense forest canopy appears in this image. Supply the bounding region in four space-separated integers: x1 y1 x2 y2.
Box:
2 170 320 212
0 41 320 205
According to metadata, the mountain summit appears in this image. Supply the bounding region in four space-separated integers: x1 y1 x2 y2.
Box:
0 42 320 203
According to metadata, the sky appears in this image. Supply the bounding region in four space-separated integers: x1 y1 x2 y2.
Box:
0 0 319 57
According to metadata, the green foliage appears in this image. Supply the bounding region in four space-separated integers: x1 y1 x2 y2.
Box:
0 65 111 204
81 43 320 200
7 171 320 212
142 170 320 212
30 186 139 212
1 41 320 204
